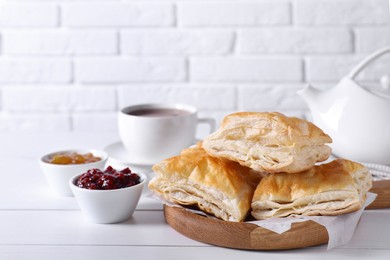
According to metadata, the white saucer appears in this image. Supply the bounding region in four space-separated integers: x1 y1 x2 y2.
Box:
103 141 154 173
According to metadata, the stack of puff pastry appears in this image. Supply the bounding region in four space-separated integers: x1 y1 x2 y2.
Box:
149 112 372 222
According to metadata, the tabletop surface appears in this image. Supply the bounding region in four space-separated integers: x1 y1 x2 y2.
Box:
1 133 390 260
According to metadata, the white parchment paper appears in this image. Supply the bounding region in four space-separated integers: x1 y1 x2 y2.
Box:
248 192 377 249
149 192 377 250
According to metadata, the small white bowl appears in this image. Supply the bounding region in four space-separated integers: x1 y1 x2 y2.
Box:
69 171 146 224
39 149 108 196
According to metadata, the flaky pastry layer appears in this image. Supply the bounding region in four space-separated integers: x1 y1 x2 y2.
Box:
202 112 332 173
251 159 372 219
149 145 262 222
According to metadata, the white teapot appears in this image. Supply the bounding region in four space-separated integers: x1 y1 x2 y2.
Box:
298 47 390 165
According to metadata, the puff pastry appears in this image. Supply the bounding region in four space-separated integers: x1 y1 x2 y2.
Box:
148 145 262 222
251 159 372 219
202 112 332 173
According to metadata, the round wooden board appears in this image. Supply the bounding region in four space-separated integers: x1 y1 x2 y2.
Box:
164 205 329 250
163 180 390 250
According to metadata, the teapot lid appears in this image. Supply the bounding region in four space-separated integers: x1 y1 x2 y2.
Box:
375 75 390 98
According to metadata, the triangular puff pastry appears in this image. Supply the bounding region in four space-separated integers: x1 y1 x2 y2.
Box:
202 112 332 173
149 145 262 222
251 159 372 219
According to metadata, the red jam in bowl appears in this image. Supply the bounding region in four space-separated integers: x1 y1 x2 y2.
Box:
76 166 141 190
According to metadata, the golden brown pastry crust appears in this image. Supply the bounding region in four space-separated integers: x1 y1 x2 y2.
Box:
251 159 372 219
202 112 332 173
148 145 262 222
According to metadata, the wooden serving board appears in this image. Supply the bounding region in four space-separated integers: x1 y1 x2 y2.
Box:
164 180 390 250
366 180 390 209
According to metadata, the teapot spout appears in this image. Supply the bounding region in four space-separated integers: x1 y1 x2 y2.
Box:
297 84 322 110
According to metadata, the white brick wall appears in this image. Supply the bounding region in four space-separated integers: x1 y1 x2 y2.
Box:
190 57 302 82
117 84 237 110
295 0 390 25
62 3 174 27
177 1 291 26
0 58 72 83
355 28 390 52
238 84 307 111
2 30 117 55
75 58 186 83
0 0 389 132
2 86 116 112
120 29 234 55
306 56 390 81
238 28 352 54
0 3 58 27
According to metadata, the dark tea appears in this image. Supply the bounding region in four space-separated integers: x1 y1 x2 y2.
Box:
128 108 191 117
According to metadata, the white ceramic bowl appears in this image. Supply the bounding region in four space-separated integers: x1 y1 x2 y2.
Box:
39 149 108 196
69 171 146 224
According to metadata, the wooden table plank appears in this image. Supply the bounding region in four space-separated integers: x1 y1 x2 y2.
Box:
0 210 201 246
0 209 389 249
2 245 390 260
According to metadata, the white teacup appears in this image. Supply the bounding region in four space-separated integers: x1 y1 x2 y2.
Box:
118 103 215 165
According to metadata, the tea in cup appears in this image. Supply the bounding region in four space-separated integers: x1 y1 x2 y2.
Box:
118 103 215 165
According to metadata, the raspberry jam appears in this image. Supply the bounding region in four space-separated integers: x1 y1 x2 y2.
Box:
76 166 141 190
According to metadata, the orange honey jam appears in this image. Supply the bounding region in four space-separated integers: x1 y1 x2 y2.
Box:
49 152 101 165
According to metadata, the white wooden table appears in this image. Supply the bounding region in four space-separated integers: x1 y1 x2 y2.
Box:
1 133 390 260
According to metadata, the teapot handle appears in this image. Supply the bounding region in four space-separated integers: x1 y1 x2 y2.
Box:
348 46 390 79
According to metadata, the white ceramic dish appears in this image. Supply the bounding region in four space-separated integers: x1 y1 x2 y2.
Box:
40 149 108 196
103 141 154 172
69 172 147 224
104 141 148 165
